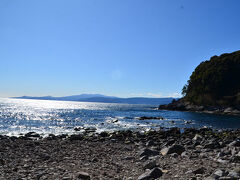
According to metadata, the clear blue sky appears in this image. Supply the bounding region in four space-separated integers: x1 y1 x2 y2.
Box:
0 0 240 98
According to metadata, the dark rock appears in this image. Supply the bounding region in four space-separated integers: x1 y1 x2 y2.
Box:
46 134 57 140
74 127 83 131
146 140 155 147
193 167 206 174
57 134 68 139
140 156 149 161
164 139 175 146
170 153 178 158
143 160 157 170
139 148 159 157
160 144 185 155
204 141 220 149
99 131 108 137
25 132 40 138
84 127 97 133
138 167 163 180
167 127 181 136
138 116 164 120
69 134 83 141
39 153 51 161
77 171 90 180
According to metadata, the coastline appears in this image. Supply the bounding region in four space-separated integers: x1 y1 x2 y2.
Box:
0 128 240 179
158 99 240 116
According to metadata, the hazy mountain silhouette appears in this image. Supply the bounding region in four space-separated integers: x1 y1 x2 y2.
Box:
14 94 176 105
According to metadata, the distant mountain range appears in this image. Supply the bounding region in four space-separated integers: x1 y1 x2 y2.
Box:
13 94 177 105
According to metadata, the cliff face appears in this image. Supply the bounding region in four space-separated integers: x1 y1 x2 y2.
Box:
182 50 240 108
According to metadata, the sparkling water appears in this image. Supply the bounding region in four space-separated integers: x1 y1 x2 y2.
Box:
0 98 240 136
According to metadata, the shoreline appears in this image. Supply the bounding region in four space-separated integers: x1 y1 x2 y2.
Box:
158 99 240 116
0 128 240 179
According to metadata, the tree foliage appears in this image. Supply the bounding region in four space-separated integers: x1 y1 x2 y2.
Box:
182 50 240 107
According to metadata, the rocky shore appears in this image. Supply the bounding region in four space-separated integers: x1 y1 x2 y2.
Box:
158 99 240 116
0 128 240 180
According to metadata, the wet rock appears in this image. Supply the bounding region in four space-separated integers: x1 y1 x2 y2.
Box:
84 127 97 133
138 116 164 120
99 131 109 137
57 134 68 139
223 107 234 113
74 127 83 131
139 148 159 157
25 132 40 138
46 134 57 140
76 171 90 180
138 167 163 180
160 144 185 156
106 118 118 123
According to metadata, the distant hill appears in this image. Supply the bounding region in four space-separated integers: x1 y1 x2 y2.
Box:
182 50 240 107
14 94 176 105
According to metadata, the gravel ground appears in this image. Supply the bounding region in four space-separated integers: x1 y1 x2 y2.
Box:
0 128 240 180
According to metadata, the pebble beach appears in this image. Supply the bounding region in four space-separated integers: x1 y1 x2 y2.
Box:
1 128 240 180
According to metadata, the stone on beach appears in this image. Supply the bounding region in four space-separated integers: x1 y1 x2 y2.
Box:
77 171 90 179
139 148 159 157
160 144 185 155
138 168 163 180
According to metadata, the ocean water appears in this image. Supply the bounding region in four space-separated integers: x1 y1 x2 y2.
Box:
0 98 240 136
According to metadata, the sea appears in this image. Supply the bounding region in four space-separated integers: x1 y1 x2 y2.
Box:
0 98 240 136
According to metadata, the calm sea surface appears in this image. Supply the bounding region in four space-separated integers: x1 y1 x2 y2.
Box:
0 98 240 136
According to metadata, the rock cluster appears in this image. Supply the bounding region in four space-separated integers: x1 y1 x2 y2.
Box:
159 99 240 116
0 127 240 179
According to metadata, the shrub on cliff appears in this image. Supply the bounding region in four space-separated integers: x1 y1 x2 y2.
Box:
182 50 240 107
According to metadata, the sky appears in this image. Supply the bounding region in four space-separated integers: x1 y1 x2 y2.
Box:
0 0 240 98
